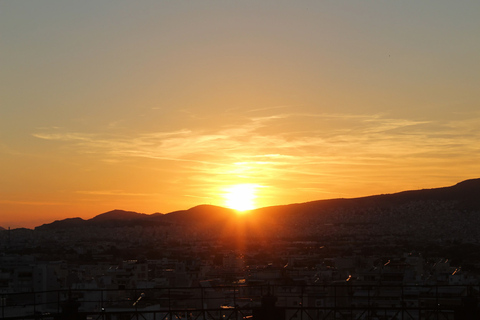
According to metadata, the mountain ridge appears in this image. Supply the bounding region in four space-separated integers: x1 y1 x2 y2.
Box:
21 178 480 231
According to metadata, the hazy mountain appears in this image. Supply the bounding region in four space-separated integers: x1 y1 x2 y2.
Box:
34 178 480 236
253 178 480 216
35 217 86 230
35 210 168 231
89 209 150 222
162 205 237 224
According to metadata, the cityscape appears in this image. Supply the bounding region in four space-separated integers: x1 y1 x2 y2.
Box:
2 179 480 319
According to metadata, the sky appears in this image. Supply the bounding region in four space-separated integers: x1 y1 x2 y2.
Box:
1 1 480 228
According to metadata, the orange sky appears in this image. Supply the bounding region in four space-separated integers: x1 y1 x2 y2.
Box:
1 1 480 228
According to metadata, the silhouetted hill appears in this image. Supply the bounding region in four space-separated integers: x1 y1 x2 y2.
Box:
36 210 169 231
34 179 480 239
243 178 480 240
37 217 85 230
253 178 480 216
90 209 149 222
163 205 237 224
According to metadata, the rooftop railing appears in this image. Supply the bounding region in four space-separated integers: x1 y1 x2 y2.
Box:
1 284 479 319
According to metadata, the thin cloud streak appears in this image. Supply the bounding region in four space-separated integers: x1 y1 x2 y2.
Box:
0 199 64 206
33 114 480 157
76 190 157 197
32 113 480 191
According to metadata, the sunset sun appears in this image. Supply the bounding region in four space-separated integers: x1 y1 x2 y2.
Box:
223 184 259 212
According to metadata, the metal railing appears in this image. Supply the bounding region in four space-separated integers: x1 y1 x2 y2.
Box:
1 284 479 320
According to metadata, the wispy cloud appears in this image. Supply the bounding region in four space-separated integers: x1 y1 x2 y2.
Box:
0 199 64 206
76 190 156 197
32 113 480 190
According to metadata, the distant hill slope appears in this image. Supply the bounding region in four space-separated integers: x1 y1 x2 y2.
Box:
34 178 480 234
37 217 85 230
163 205 237 224
254 178 480 216
90 209 150 222
35 209 169 230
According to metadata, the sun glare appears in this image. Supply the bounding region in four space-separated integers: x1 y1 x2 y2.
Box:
224 184 258 212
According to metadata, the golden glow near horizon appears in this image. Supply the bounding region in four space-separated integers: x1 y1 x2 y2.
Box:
223 184 259 212
1 1 480 228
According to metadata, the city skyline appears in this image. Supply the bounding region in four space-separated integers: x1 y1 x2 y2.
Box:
2 1 480 228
